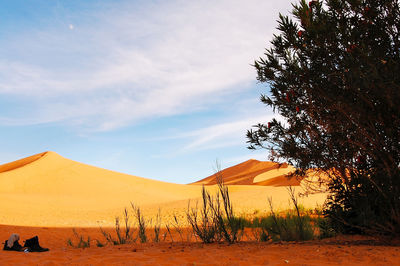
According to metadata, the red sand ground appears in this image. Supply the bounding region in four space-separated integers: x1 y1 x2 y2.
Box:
1 225 399 265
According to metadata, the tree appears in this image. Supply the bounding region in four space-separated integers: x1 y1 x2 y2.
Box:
247 0 400 235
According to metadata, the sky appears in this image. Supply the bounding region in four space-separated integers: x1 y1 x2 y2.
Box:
0 0 294 184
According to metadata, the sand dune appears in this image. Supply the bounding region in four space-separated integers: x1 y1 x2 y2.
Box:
192 159 300 186
0 152 326 227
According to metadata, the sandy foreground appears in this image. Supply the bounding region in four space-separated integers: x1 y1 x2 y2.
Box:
1 225 399 265
1 152 399 265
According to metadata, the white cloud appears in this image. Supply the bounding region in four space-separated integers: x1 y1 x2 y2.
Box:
0 0 293 131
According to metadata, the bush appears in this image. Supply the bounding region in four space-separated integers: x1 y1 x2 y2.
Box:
187 165 244 244
247 0 400 236
172 214 185 242
186 186 218 243
131 203 148 243
67 229 92 248
116 208 134 244
153 209 162 243
264 191 314 242
212 176 245 243
324 170 400 235
249 211 316 242
99 208 135 245
316 217 336 239
247 188 323 242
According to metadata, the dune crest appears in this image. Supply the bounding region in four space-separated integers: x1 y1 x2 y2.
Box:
0 151 48 173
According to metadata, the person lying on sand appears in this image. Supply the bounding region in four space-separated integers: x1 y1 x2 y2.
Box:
3 234 49 252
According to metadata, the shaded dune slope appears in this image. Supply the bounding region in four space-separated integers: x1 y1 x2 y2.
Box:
192 159 300 186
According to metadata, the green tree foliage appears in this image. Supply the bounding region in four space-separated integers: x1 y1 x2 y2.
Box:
247 0 400 235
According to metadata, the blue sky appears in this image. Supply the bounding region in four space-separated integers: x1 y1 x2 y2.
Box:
0 0 293 184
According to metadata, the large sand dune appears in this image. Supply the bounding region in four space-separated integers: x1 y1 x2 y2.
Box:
0 152 326 227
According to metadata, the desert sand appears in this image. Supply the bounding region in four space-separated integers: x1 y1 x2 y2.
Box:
1 152 398 265
0 151 325 227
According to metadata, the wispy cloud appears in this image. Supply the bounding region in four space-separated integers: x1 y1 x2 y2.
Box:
0 0 292 131
178 114 276 152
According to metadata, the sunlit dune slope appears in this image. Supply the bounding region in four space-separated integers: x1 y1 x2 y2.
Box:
0 151 202 226
0 152 326 227
191 159 300 186
0 151 195 202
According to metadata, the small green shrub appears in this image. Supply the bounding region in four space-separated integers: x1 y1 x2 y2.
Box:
99 208 135 245
153 209 162 243
67 229 91 248
250 227 270 242
259 230 269 242
165 224 174 242
247 188 317 242
316 217 336 239
187 162 245 244
172 214 184 242
121 208 134 243
99 226 118 245
132 203 148 243
249 210 315 242
186 186 218 243
66 238 73 247
212 176 245 244
270 212 314 241
95 239 105 247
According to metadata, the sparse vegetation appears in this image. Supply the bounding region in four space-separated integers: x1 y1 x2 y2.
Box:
212 174 245 244
247 212 326 242
72 167 332 248
316 216 337 239
241 188 315 242
67 229 92 248
153 209 162 243
99 226 118 245
172 214 184 242
95 239 105 247
186 187 218 243
115 208 134 244
265 199 314 242
99 208 136 245
66 238 74 247
132 203 148 243
186 162 245 244
165 224 174 243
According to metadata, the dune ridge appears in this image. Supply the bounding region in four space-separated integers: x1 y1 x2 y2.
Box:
0 151 47 173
